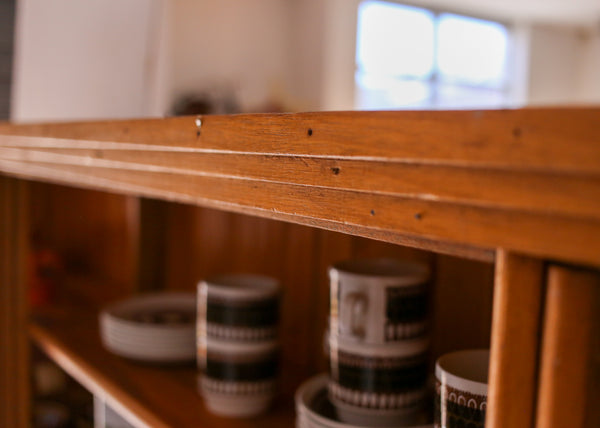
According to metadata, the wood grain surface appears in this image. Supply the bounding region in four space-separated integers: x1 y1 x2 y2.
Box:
535 265 600 428
487 250 544 428
1 109 599 172
1 108 599 265
0 177 29 428
28 182 140 291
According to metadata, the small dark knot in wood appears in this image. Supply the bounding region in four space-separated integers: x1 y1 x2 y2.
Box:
414 212 423 220
307 128 313 136
331 167 340 175
370 209 375 216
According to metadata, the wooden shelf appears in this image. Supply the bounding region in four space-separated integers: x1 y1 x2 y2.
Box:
30 302 294 428
2 108 600 265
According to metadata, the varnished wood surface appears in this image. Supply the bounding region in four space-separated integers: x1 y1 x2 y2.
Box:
429 255 495 360
1 108 599 265
1 109 599 172
0 177 29 428
487 250 544 428
535 265 600 428
30 299 294 428
28 182 140 291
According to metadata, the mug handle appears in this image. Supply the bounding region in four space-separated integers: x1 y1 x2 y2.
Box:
341 292 368 339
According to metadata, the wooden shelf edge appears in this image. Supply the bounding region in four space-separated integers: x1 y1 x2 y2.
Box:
30 305 295 428
0 163 495 263
30 320 170 428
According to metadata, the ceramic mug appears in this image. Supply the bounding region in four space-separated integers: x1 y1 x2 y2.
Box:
329 258 430 345
328 334 430 424
434 349 489 428
198 337 279 417
197 273 281 347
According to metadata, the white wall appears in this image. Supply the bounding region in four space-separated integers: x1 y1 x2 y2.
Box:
526 24 585 105
525 23 600 105
286 0 327 111
11 0 164 122
167 0 291 113
577 29 600 103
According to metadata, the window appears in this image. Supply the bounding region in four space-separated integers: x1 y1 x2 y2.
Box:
355 1 510 109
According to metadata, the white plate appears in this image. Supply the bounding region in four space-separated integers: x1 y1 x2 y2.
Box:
99 292 196 363
295 374 433 428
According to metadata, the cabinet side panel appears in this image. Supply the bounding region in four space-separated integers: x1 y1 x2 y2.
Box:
0 176 30 428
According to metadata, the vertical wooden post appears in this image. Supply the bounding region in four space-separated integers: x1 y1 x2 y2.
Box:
486 250 544 428
0 176 30 428
535 264 600 428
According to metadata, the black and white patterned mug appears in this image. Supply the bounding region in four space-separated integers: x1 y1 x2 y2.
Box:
198 337 279 417
329 258 430 345
327 334 430 424
197 274 280 348
434 349 489 428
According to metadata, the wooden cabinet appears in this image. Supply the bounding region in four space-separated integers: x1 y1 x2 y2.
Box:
1 108 599 428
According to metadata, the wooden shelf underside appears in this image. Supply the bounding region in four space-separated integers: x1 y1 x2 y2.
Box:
30 305 294 428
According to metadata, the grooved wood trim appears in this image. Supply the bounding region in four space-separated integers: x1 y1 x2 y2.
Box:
0 157 494 262
486 250 544 428
0 109 599 265
1 109 599 172
0 176 29 428
1 147 599 219
536 265 600 428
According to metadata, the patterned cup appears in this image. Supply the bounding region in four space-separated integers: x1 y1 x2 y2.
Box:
434 349 489 428
329 258 430 345
328 334 430 425
197 274 280 347
198 338 279 417
197 274 281 417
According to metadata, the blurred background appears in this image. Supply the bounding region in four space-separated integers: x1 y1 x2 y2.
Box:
2 0 600 120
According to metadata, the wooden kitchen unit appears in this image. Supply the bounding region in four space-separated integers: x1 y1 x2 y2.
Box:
1 108 599 428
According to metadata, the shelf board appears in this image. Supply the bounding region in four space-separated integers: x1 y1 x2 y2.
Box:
2 108 600 266
30 304 295 428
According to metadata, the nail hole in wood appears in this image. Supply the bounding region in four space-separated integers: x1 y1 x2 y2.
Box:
513 127 522 138
307 128 313 136
414 212 422 220
195 116 202 138
331 167 340 175
370 210 375 216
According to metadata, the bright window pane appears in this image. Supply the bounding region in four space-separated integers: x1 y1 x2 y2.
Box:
436 84 508 109
356 1 434 78
437 14 508 88
355 71 432 109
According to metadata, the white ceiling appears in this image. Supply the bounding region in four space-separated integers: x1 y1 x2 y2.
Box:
410 0 600 26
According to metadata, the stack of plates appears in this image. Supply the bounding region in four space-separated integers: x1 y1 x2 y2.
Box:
99 293 196 363
296 374 433 428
